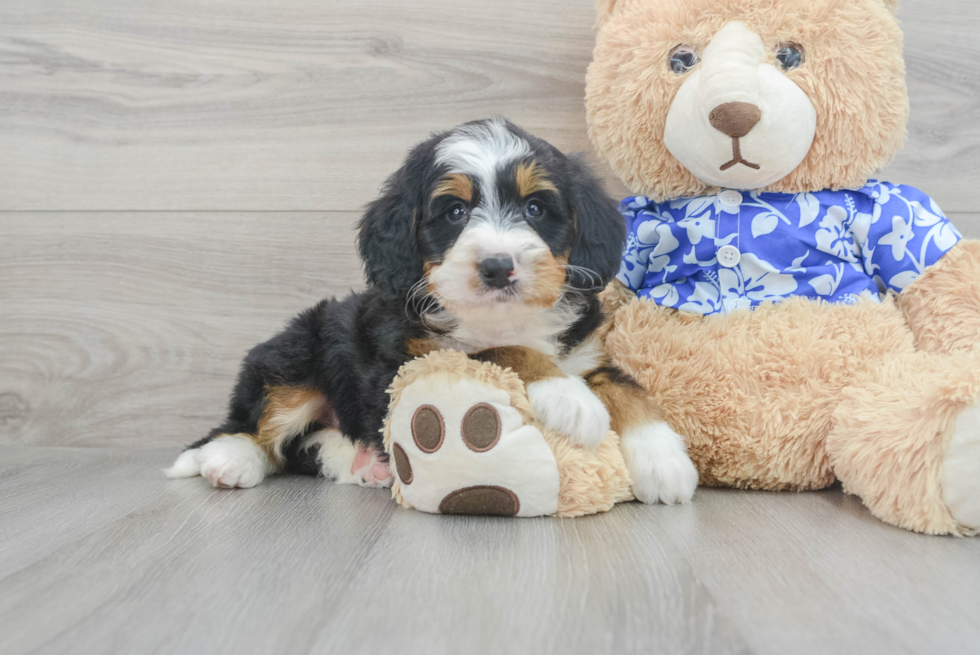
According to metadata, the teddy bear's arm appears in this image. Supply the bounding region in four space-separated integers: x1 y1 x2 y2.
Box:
896 239 980 355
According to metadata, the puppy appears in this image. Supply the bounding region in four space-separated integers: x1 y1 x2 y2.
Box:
165 118 698 505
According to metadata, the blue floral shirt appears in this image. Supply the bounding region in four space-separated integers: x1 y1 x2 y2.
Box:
616 182 962 316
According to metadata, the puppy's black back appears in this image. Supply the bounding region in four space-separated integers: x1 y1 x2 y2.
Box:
193 289 421 457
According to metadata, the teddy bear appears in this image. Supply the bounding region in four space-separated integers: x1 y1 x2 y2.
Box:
582 0 980 535
382 0 978 532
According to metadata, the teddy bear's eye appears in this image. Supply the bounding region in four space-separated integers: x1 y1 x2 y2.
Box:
669 46 699 75
776 43 805 70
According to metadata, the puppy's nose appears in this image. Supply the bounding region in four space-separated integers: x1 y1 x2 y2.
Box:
478 255 515 289
709 102 762 138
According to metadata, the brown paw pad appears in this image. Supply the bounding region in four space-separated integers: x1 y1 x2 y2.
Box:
412 404 445 453
438 485 520 516
392 442 412 485
461 403 501 452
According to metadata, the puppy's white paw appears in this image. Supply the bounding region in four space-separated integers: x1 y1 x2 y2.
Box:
527 376 610 449
193 435 273 489
621 421 698 505
308 429 393 489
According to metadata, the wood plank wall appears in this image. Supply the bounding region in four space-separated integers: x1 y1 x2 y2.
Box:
1 0 978 447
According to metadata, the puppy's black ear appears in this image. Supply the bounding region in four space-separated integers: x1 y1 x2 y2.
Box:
357 135 441 297
565 154 626 290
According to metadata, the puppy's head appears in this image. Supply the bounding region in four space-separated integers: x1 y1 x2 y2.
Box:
358 118 624 315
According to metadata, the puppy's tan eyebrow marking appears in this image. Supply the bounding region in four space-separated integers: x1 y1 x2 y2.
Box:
432 173 473 203
515 161 558 197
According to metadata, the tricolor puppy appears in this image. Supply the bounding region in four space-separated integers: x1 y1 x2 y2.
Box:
165 118 697 505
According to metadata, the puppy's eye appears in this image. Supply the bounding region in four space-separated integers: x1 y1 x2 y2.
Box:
446 203 469 223
525 200 544 220
669 45 699 75
776 43 804 70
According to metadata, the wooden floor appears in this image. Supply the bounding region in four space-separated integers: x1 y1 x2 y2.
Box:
0 446 977 655
3 0 980 653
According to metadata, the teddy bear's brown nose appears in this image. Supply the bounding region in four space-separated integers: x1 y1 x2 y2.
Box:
709 102 762 139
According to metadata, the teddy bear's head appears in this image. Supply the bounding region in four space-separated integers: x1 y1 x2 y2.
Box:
586 0 909 202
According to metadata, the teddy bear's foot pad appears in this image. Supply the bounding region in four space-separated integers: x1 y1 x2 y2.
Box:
388 373 560 517
943 404 980 533
439 486 520 516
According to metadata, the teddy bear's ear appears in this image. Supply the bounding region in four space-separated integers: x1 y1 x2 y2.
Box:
595 0 619 27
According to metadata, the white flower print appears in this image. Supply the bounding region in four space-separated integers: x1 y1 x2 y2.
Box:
878 215 913 261
815 202 863 262
679 280 721 314
677 214 715 245
932 222 962 252
650 282 680 308
795 193 821 227
740 253 799 300
646 224 681 273
888 270 920 291
809 264 846 296
751 212 781 238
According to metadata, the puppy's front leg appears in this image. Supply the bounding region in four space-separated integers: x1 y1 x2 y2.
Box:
585 367 698 504
472 347 610 449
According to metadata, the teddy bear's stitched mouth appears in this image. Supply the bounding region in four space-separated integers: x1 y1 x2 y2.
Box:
720 137 761 171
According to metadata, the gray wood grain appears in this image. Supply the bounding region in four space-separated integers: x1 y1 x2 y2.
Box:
0 447 179 579
0 0 605 211
0 211 364 448
0 0 976 211
652 488 980 655
2 447 979 655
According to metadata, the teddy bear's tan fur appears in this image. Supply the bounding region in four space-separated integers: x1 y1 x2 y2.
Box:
588 0 980 535
587 0 909 202
605 241 980 534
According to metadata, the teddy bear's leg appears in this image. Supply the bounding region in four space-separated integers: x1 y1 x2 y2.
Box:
828 348 980 535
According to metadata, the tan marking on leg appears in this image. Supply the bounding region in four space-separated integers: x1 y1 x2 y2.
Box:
431 173 473 203
585 368 663 435
471 346 564 384
256 386 326 462
515 161 558 197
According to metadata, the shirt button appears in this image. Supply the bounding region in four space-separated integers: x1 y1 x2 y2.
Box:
719 190 743 207
718 245 741 268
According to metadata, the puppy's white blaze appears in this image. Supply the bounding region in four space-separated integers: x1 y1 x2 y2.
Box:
163 448 200 478
435 119 531 215
430 221 550 309
527 376 610 449
620 421 698 505
196 434 274 489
